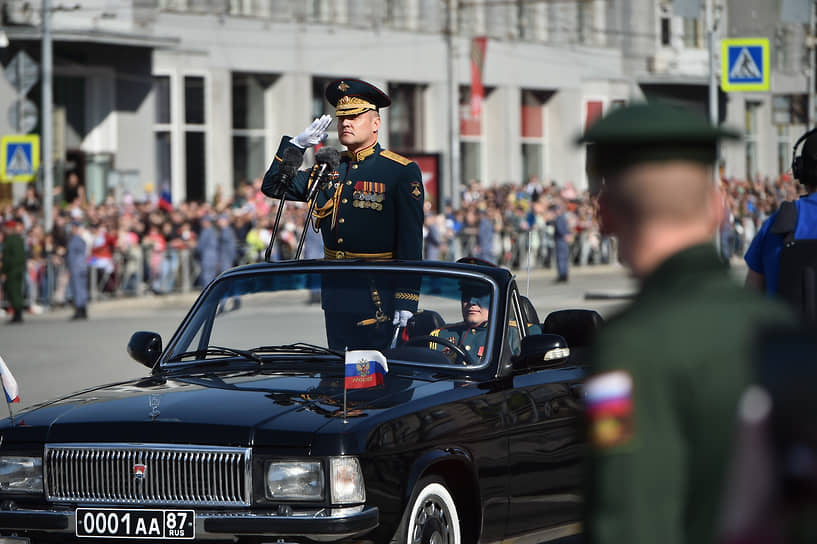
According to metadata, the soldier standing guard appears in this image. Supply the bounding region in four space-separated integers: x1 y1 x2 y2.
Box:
262 79 424 349
1 220 26 324
67 220 88 320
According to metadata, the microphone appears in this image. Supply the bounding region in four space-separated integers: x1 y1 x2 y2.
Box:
271 147 304 199
314 147 341 183
307 147 342 201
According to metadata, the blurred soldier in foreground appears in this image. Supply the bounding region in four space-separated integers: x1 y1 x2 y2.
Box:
577 103 794 544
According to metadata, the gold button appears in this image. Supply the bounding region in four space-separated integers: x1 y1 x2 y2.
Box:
465 345 471 350
342 198 348 204
346 180 352 185
336 250 346 259
338 238 344 244
339 218 345 224
352 164 359 169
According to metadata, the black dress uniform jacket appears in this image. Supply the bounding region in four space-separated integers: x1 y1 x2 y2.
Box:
262 137 424 349
263 137 423 261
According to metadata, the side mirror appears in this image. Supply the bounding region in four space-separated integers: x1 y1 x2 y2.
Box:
514 333 570 370
128 331 163 368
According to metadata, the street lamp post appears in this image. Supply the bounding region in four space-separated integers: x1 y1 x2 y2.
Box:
41 0 54 233
447 0 461 209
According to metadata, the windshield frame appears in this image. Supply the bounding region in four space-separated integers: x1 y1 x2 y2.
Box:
158 262 506 373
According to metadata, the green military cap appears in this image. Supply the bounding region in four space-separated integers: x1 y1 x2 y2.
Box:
577 102 740 177
325 79 391 117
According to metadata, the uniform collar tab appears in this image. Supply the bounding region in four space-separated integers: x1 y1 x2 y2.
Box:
343 142 380 162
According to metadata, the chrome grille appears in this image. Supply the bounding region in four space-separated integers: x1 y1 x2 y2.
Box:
44 444 251 506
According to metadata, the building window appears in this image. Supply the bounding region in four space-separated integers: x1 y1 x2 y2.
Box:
777 125 790 177
185 132 205 202
184 75 206 201
577 1 592 44
522 143 543 184
389 83 423 152
461 141 482 184
521 89 548 183
745 101 761 179
682 17 702 48
745 101 761 135
184 76 205 125
232 73 275 188
233 136 266 188
459 85 483 184
153 75 173 200
459 85 481 137
155 75 171 124
660 15 671 46
155 131 172 189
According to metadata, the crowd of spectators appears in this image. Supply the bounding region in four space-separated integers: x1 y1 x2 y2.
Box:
0 170 803 316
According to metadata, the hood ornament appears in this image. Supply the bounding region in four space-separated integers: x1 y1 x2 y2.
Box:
149 394 160 420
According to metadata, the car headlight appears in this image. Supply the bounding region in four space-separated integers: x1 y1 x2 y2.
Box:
265 461 323 501
0 456 43 493
329 457 364 504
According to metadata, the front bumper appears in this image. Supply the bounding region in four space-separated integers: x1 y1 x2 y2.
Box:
0 505 378 542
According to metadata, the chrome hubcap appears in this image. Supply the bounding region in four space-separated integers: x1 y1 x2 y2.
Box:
411 496 450 544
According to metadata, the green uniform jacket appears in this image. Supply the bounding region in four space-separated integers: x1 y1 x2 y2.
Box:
430 321 489 364
1 232 26 311
585 244 794 544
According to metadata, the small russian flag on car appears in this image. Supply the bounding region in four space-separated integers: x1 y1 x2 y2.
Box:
0 354 20 404
345 350 388 390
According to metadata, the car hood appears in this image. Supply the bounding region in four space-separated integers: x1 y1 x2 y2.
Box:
4 367 448 449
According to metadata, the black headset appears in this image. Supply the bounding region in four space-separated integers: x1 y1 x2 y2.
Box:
792 128 817 180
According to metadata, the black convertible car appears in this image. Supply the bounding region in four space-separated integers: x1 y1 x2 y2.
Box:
0 260 601 543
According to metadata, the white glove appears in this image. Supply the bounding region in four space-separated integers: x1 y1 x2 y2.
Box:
393 310 413 328
290 114 332 149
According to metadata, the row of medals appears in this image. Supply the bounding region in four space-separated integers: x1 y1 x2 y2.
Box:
352 191 384 210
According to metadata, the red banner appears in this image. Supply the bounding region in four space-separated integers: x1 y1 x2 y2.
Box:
470 36 487 119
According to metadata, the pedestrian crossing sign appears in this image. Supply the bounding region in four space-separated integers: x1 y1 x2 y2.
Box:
0 134 39 183
721 38 770 92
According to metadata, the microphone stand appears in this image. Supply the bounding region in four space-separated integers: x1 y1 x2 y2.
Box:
264 194 288 263
295 164 329 260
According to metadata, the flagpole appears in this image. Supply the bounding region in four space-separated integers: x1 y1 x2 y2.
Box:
2 388 14 426
343 347 348 424
0 356 16 426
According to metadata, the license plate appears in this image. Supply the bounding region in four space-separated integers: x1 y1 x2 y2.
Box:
76 508 195 539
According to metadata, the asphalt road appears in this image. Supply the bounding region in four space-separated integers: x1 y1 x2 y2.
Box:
0 261 745 411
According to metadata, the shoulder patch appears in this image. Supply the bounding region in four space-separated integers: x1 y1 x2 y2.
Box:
585 370 634 450
380 149 412 166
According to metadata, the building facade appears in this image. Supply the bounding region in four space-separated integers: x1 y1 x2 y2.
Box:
0 0 811 206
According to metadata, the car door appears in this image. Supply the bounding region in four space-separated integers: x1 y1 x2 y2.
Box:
503 290 586 541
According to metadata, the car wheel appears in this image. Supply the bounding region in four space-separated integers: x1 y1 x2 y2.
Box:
395 476 461 544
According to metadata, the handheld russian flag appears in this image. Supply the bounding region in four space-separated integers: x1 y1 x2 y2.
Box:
345 350 388 390
0 354 20 404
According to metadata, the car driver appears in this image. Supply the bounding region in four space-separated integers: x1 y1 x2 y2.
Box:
429 285 491 363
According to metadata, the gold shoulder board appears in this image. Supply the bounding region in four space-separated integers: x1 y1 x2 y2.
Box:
380 149 412 166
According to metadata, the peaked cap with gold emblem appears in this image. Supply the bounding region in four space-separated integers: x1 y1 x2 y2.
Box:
325 79 391 117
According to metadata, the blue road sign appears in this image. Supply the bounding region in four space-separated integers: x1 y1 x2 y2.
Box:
1 134 40 183
721 38 770 92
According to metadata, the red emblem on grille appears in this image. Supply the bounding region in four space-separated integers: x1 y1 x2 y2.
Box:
133 464 146 480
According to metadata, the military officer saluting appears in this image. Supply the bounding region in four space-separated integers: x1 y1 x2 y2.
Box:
262 79 424 348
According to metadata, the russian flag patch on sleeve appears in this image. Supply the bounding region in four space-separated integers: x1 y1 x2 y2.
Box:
585 370 634 449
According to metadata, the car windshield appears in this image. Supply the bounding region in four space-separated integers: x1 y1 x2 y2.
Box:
164 267 498 369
